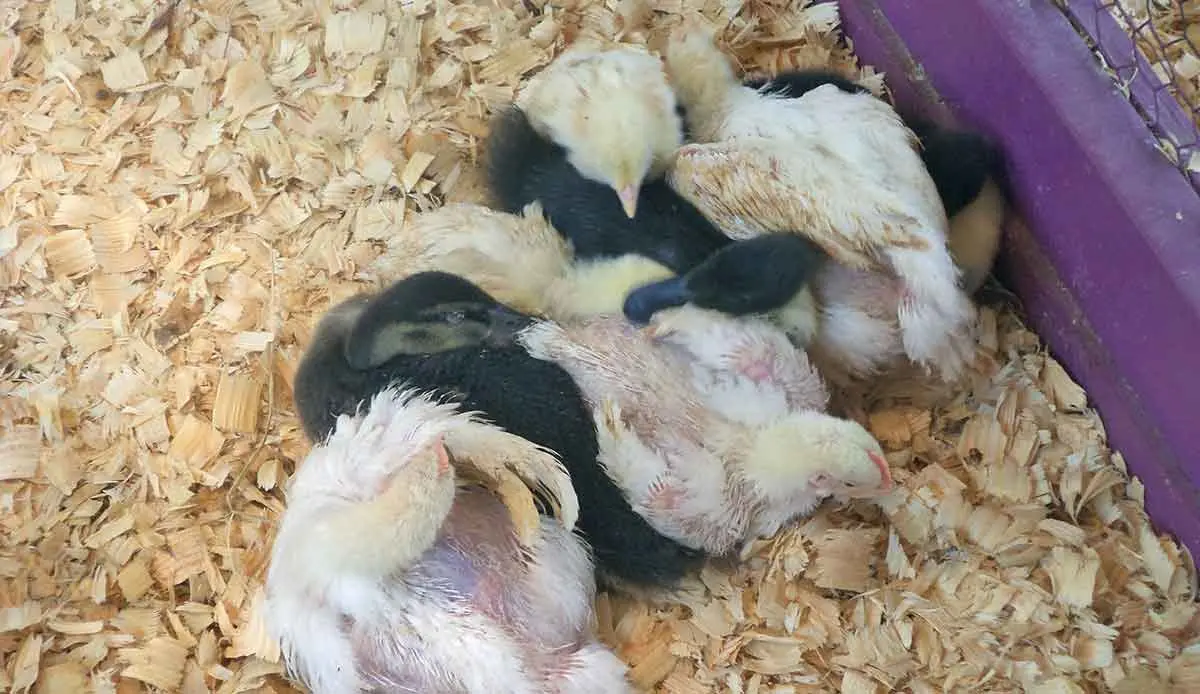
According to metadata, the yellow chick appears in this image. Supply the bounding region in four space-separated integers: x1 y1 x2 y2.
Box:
369 201 675 321
518 306 894 556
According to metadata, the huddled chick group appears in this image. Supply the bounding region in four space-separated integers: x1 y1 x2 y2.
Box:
264 22 1008 694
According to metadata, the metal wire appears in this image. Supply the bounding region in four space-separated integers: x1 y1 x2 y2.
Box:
1053 0 1200 193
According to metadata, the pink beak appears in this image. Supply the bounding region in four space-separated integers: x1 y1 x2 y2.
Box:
869 451 893 492
617 184 639 218
432 437 451 477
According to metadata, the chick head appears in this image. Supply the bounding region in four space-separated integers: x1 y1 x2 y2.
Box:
359 434 457 558
282 391 463 584
623 233 827 324
742 412 894 535
343 271 536 370
517 44 683 218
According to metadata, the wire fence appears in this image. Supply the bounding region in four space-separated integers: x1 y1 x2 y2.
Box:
1052 0 1200 194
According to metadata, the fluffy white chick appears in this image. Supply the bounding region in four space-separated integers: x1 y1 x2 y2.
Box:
516 42 683 217
663 27 978 383
368 201 676 321
265 388 631 694
519 309 894 556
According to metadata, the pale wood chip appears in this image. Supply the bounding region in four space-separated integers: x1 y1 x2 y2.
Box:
119 637 189 690
212 373 262 433
0 425 41 481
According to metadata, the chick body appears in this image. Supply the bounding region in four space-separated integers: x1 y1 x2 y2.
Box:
267 388 631 694
744 69 1008 294
664 31 979 383
293 273 706 592
518 305 894 556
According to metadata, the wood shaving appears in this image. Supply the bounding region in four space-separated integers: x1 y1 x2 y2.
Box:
1 1 1196 692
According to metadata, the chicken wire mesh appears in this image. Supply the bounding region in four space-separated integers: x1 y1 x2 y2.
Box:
1052 0 1200 193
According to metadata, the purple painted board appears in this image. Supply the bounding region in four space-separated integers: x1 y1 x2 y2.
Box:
836 0 1200 559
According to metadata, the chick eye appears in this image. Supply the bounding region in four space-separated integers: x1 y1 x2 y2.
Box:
405 328 432 344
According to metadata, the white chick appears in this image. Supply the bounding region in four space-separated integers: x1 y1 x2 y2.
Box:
519 308 894 555
266 387 632 694
663 27 979 383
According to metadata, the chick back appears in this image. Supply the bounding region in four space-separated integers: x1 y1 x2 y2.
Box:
483 106 730 275
293 334 706 591
740 70 1005 219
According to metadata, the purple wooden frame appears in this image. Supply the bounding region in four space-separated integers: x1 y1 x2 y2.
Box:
835 0 1200 560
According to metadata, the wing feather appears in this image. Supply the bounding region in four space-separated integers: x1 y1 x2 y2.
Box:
667 139 934 269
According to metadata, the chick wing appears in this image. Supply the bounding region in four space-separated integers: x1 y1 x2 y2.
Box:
442 419 580 547
667 139 934 269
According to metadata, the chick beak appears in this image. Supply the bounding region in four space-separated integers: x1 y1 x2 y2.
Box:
868 451 894 494
433 437 451 477
617 184 639 218
484 305 535 347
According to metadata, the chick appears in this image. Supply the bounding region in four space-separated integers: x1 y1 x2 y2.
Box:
485 91 727 275
292 271 707 592
518 307 894 554
744 69 1008 294
266 387 633 694
663 28 979 383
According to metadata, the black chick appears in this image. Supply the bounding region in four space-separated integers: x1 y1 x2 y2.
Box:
292 271 707 592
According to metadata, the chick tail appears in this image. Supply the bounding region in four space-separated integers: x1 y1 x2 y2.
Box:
947 178 1006 295
810 292 903 381
663 28 738 141
887 245 979 382
483 105 553 214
